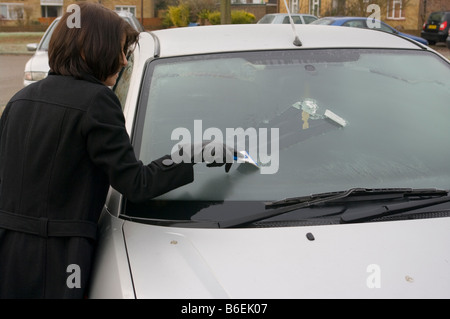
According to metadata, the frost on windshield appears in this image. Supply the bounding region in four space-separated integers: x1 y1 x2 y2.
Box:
150 58 259 86
137 49 450 202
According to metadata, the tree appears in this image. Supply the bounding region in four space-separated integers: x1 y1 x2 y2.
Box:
181 0 217 23
220 0 231 24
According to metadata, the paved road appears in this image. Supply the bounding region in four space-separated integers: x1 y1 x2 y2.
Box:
0 54 30 110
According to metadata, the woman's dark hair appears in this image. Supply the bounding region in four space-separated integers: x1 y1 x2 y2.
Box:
49 2 139 82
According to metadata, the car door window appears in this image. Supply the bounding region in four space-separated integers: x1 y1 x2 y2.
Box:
292 16 302 24
342 20 366 28
374 22 395 33
282 16 302 24
303 16 317 24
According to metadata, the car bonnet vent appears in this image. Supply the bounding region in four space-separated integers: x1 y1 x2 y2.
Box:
282 0 302 46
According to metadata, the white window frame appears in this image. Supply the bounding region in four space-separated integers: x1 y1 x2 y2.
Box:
41 5 62 18
290 0 299 13
0 3 24 20
115 5 137 16
387 0 404 20
309 0 320 17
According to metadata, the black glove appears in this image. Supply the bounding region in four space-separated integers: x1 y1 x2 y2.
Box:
172 141 236 173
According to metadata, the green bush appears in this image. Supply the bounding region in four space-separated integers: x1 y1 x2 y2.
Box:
163 5 256 27
167 4 190 27
207 10 255 25
197 9 210 24
207 11 221 25
231 10 256 24
161 11 174 28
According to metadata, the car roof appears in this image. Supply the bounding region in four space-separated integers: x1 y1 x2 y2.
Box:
427 11 450 19
317 16 394 27
265 13 316 16
147 24 424 58
319 16 374 21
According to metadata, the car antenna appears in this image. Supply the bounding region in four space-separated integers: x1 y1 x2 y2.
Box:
282 0 302 46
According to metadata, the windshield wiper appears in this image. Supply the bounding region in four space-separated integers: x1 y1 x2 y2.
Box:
219 188 449 228
340 195 450 223
266 188 447 207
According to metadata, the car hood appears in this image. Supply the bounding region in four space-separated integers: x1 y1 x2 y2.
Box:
24 51 50 73
123 217 450 298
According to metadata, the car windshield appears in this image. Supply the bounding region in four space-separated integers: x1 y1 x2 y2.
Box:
129 48 450 222
428 12 445 23
283 16 302 24
38 19 59 51
303 15 318 23
311 18 335 25
121 15 145 32
257 15 275 23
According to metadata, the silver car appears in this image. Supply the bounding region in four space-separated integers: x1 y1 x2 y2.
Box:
23 11 144 86
23 16 60 86
257 13 318 24
88 24 450 299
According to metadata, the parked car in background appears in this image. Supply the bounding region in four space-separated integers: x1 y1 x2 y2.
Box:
421 11 450 45
23 16 60 86
87 23 450 298
257 13 318 24
23 11 144 86
311 16 428 45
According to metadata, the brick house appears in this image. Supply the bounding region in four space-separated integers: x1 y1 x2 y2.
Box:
0 0 449 31
278 0 450 32
0 0 160 29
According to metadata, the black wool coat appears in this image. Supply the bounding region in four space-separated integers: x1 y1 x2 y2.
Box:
0 73 194 298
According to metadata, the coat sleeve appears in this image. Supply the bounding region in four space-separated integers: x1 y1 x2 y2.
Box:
81 87 194 202
0 103 11 140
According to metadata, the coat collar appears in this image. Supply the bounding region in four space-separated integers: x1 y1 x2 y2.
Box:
48 71 105 86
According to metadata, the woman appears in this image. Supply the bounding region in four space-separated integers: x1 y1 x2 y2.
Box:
0 3 229 298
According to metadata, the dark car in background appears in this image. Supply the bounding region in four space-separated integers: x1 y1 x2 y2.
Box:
447 29 450 49
421 11 450 45
312 16 428 45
